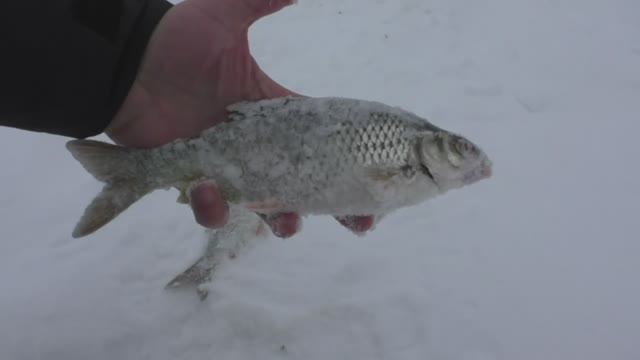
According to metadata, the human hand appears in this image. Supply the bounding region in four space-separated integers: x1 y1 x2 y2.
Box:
106 0 374 237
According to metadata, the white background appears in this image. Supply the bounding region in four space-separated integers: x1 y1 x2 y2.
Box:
1 0 639 359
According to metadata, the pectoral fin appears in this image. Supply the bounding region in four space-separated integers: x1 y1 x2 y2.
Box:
364 167 402 182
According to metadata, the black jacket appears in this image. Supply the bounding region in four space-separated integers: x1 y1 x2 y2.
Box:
0 0 172 138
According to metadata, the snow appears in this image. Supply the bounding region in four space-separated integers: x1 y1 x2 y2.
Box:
1 0 639 359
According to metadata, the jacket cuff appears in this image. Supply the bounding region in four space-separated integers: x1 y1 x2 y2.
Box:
106 0 173 135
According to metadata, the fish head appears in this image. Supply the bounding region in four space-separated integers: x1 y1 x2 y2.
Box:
418 131 492 192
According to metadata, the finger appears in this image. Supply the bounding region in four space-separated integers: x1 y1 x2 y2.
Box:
334 215 375 234
260 212 301 238
189 181 229 228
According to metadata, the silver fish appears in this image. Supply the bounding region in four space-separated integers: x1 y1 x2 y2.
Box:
67 96 492 238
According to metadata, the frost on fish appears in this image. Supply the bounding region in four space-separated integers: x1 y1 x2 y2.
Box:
67 96 492 237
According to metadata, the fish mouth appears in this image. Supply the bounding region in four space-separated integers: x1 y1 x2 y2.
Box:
463 159 492 185
481 165 492 179
481 157 493 179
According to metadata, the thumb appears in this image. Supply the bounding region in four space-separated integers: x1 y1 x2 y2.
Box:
244 0 297 24
193 0 297 28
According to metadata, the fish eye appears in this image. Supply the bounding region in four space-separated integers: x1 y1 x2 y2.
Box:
454 138 477 155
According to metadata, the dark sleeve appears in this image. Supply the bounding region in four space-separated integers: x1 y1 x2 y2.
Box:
0 0 173 138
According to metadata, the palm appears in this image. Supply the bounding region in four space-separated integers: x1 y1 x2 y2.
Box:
107 0 295 148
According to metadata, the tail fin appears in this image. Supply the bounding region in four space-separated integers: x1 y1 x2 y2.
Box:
66 140 151 238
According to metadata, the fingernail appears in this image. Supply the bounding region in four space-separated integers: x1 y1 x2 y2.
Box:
266 212 299 238
190 182 228 228
336 215 375 235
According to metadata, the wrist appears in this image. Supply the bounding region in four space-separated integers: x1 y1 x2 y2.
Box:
108 0 173 135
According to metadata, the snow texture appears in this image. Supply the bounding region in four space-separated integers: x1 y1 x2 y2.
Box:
1 0 639 359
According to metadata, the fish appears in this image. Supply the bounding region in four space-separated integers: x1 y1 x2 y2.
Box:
66 96 492 238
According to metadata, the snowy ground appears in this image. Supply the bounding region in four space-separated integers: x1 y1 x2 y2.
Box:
2 0 639 359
